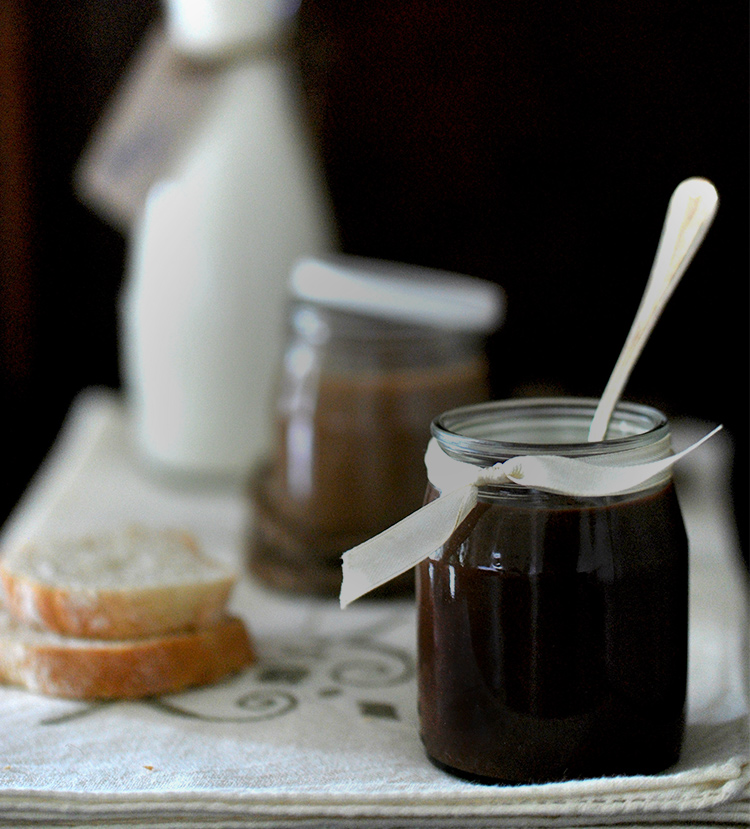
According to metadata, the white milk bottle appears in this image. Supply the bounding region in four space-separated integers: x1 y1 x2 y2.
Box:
121 0 336 480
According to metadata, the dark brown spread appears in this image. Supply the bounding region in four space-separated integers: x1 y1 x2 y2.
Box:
417 481 688 783
250 357 488 595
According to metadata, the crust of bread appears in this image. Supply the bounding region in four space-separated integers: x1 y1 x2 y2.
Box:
0 571 235 640
0 610 255 700
0 528 236 639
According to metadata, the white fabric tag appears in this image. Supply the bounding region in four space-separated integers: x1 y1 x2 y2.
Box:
340 425 722 607
75 25 221 231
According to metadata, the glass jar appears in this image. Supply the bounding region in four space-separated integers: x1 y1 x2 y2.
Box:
418 398 688 784
249 256 504 595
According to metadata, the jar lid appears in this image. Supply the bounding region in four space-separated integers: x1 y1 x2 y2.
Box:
290 256 505 333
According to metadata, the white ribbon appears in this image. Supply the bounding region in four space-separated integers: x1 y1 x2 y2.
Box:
339 425 722 608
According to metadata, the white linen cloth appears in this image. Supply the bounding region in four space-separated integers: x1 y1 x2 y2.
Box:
0 388 747 828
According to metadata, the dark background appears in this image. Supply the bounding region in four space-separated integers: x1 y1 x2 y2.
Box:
1 1 747 563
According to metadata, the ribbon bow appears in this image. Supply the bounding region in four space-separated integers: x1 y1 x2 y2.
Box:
339 425 721 608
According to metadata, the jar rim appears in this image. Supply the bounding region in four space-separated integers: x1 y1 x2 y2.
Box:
431 397 670 463
290 302 486 345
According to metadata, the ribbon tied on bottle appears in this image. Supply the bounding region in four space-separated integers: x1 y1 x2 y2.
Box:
339 425 722 608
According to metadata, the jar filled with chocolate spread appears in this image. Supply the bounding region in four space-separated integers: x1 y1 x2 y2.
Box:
418 398 688 784
249 255 505 595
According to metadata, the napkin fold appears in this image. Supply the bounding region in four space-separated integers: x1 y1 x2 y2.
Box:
0 389 747 828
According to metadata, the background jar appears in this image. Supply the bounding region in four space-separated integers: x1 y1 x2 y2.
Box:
249 255 505 595
418 398 689 784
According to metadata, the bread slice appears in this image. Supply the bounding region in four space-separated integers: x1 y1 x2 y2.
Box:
0 604 255 699
0 527 237 640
